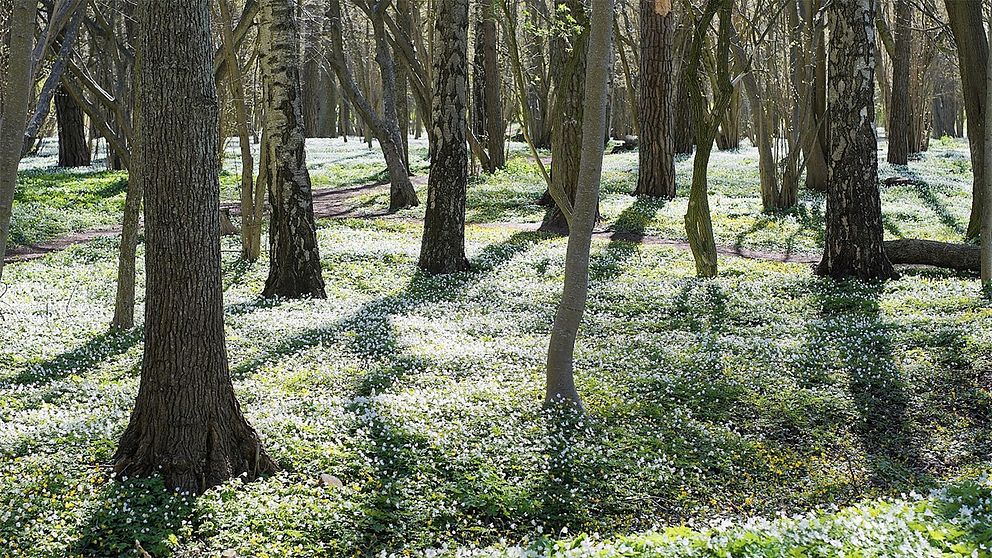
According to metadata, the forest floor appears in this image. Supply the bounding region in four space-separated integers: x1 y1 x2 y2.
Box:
2 138 992 557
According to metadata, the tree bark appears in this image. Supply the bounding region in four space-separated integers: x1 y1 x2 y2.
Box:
887 0 911 165
546 0 613 409
984 13 992 288
480 0 505 172
0 0 37 279
418 0 471 274
113 0 276 494
525 0 553 149
816 0 896 281
541 0 591 232
634 0 676 199
945 0 988 240
884 239 979 272
55 85 91 167
259 0 327 299
110 173 141 330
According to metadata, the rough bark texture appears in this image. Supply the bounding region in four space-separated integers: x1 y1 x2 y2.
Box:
110 174 141 330
418 0 471 275
945 0 988 239
816 0 896 281
984 17 992 287
0 0 37 278
635 0 675 199
55 85 90 167
525 0 553 149
258 0 327 299
546 0 613 408
541 0 591 232
886 0 911 165
113 0 276 494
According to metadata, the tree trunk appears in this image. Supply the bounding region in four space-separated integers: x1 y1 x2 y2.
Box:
418 0 471 275
884 239 979 272
113 0 276 494
546 0 613 409
481 0 505 172
945 0 988 240
887 0 911 165
634 0 676 199
983 14 992 288
541 0 590 232
816 0 896 281
259 0 327 299
0 0 37 279
110 174 141 330
55 85 91 167
396 0 412 170
525 0 553 149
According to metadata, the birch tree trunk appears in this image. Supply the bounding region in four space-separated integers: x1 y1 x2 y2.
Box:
0 0 37 279
546 0 613 408
816 0 896 281
418 0 471 274
259 0 327 299
635 0 676 198
113 0 276 494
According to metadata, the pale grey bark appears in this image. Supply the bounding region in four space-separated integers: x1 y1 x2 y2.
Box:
545 0 613 408
0 1 38 279
259 0 327 299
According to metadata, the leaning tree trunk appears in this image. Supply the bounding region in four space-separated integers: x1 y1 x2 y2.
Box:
259 0 327 299
816 0 896 281
887 0 911 165
540 0 591 232
55 85 91 167
634 0 676 199
113 0 276 494
945 0 988 240
546 0 613 409
418 0 471 275
0 0 37 279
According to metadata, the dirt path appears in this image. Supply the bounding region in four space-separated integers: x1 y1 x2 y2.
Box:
4 176 818 267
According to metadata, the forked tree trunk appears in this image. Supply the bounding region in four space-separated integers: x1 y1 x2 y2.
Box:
816 0 896 281
945 0 988 239
887 0 911 165
55 85 90 167
0 0 37 279
634 0 676 199
114 0 276 494
541 0 592 232
259 0 327 299
546 0 613 409
418 0 471 274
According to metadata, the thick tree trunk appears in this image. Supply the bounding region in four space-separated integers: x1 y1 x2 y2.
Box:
984 15 992 288
546 0 613 409
541 0 591 232
634 0 675 199
0 1 37 278
816 0 896 281
114 0 276 494
259 0 327 299
945 0 988 239
55 85 90 167
887 0 911 165
418 0 471 275
884 239 979 272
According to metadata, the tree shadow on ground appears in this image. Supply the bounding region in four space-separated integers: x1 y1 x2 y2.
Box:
1 327 143 388
733 201 824 258
807 281 931 492
900 168 966 237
